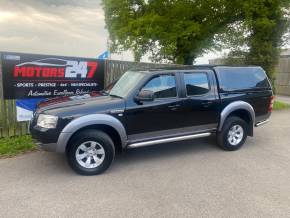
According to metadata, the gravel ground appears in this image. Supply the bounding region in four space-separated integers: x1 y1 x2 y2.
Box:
0 110 290 218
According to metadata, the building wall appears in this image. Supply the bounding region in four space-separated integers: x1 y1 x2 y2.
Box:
275 57 290 96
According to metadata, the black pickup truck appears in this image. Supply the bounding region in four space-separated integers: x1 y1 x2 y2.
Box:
30 66 273 175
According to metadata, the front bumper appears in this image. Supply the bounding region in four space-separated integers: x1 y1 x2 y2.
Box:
32 130 72 153
30 113 73 153
30 125 61 144
30 125 60 152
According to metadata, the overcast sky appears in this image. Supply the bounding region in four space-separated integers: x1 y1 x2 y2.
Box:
0 0 220 64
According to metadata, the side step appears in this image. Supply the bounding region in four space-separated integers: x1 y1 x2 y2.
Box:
127 132 211 149
255 119 270 127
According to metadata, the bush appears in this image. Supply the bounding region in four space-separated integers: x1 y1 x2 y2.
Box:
273 101 290 110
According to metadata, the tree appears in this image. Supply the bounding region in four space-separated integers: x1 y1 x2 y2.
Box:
102 0 241 64
102 0 290 84
243 0 290 85
216 0 290 86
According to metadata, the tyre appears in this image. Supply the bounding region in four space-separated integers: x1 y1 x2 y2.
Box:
217 116 248 151
67 129 115 175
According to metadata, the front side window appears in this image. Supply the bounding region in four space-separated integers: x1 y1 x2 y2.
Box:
184 73 210 96
141 74 177 99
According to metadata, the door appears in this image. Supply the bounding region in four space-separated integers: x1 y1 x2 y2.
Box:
125 73 184 141
180 71 220 130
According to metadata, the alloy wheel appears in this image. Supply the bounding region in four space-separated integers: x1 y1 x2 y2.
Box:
75 141 105 169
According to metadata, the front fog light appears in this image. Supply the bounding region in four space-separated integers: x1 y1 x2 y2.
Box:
37 114 58 129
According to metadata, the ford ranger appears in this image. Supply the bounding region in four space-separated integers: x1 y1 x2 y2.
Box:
30 66 273 175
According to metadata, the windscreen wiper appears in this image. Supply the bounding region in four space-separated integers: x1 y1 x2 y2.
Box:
109 94 123 99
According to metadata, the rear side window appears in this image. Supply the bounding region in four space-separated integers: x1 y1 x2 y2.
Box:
184 73 210 96
215 67 270 91
142 74 177 99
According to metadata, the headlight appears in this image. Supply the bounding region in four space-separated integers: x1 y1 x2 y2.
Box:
37 114 58 129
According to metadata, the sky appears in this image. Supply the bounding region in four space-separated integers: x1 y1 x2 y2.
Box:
0 0 220 64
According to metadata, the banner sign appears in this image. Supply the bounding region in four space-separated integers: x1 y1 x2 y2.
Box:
16 98 45 121
0 52 105 99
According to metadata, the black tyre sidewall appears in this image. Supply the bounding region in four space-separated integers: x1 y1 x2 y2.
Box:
217 116 248 151
67 130 115 175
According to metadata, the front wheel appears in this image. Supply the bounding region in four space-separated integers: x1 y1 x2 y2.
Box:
67 130 115 175
217 116 248 151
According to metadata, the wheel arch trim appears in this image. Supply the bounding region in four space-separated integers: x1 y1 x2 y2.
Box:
56 114 127 153
219 101 255 132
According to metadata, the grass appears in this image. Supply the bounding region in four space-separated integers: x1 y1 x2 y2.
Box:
273 100 290 111
0 135 37 158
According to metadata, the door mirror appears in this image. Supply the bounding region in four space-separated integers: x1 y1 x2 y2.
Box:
134 90 155 102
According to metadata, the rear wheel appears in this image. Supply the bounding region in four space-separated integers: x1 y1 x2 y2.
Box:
67 130 115 175
217 116 248 151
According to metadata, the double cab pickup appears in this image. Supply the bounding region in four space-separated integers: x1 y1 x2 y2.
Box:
30 66 273 175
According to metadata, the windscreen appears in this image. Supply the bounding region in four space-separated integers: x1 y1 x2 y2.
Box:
215 67 271 91
109 71 145 98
